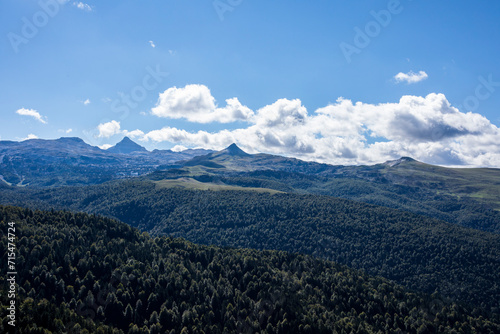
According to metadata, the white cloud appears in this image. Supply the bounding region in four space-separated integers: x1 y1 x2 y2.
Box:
151 84 254 123
58 128 73 134
83 99 91 106
73 2 92 11
22 134 38 141
123 129 145 138
97 120 121 138
16 108 47 124
255 98 307 128
144 127 235 149
149 40 156 48
140 91 500 167
99 144 113 150
171 145 188 152
394 70 428 84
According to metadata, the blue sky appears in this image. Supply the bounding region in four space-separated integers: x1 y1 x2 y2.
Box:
2 0 500 166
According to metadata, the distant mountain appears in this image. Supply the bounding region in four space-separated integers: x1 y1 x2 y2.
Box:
0 137 104 154
0 137 116 186
107 136 147 154
222 143 251 156
180 143 335 173
0 137 212 187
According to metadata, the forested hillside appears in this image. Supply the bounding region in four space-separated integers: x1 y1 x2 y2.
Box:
152 144 500 234
2 180 499 316
1 206 499 333
208 168 500 234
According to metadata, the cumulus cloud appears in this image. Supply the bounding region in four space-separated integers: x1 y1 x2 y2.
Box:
394 70 428 84
82 99 91 105
149 40 156 48
144 127 236 148
16 108 47 124
123 129 145 138
73 2 92 11
255 98 307 128
151 84 254 123
140 91 500 167
97 120 121 138
319 93 489 143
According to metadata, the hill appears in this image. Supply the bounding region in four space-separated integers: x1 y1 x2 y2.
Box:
163 145 500 233
1 205 499 333
2 180 500 315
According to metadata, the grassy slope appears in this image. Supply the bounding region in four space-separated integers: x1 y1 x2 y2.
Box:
379 160 500 210
154 177 282 194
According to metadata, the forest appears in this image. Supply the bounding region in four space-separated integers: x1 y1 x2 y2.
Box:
1 180 499 317
1 205 500 333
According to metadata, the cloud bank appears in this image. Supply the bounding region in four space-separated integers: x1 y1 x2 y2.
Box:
105 84 500 167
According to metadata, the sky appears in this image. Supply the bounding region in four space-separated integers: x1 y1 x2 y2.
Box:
1 0 500 167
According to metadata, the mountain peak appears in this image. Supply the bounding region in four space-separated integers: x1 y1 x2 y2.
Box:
108 137 147 154
384 156 417 167
54 137 95 149
223 143 250 156
57 137 85 143
118 136 135 144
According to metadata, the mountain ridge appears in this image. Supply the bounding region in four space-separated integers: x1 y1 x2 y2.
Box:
0 136 213 187
2 137 500 232
0 136 448 170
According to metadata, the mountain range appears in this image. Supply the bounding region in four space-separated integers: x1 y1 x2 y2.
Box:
0 136 212 187
1 136 500 232
1 136 500 327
